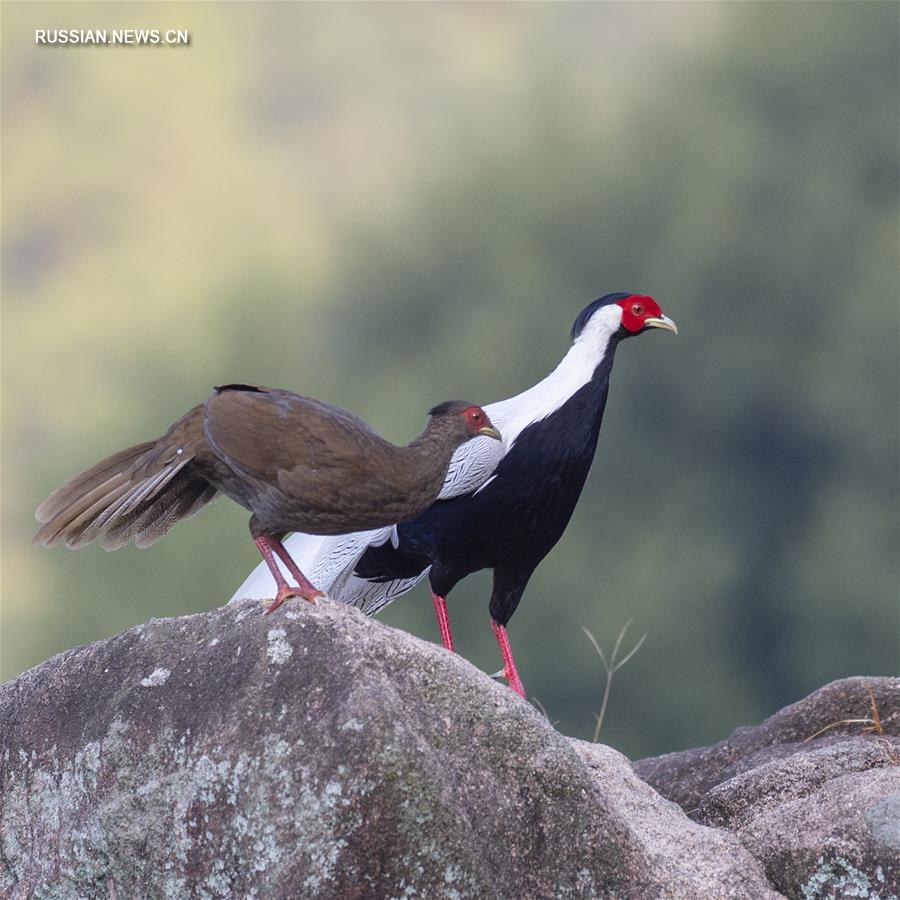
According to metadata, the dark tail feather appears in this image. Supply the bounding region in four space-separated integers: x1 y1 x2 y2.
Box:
33 442 218 550
101 477 219 550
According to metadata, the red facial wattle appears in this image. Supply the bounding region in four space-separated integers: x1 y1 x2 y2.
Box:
463 406 484 429
462 405 501 440
616 294 662 333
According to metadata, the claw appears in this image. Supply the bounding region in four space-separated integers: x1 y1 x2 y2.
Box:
264 585 324 615
254 535 325 614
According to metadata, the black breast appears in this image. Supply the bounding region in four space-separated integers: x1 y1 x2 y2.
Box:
356 358 614 586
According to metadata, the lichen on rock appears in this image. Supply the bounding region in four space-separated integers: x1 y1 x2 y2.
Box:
1 601 895 899
636 676 900 900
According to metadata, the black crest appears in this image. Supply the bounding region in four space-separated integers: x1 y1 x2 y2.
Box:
570 293 632 340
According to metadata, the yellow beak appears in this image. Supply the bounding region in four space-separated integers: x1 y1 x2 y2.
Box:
478 426 502 441
644 315 678 335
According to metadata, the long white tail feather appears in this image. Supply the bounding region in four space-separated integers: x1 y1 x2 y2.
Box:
341 569 430 615
310 526 395 595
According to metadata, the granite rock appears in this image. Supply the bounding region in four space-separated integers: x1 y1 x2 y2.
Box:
1 598 779 899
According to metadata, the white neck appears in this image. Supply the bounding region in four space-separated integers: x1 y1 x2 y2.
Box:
485 304 621 450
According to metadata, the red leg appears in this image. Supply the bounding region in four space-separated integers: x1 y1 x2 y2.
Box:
431 591 455 651
271 537 326 601
491 618 526 698
254 536 322 614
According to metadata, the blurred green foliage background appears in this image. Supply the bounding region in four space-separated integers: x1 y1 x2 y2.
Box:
2 2 897 759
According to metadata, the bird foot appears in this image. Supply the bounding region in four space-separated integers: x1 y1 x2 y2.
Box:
264 585 325 615
506 672 527 698
487 668 527 697
489 619 527 698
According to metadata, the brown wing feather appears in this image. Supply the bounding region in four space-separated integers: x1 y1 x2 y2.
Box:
35 442 155 523
203 386 392 490
34 405 219 550
202 385 448 535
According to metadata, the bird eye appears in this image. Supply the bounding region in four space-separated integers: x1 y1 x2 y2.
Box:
631 303 645 316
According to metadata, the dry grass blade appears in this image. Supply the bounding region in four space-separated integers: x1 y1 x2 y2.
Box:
615 631 647 671
584 620 648 744
581 626 607 669
803 718 878 742
863 684 883 735
803 683 885 742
